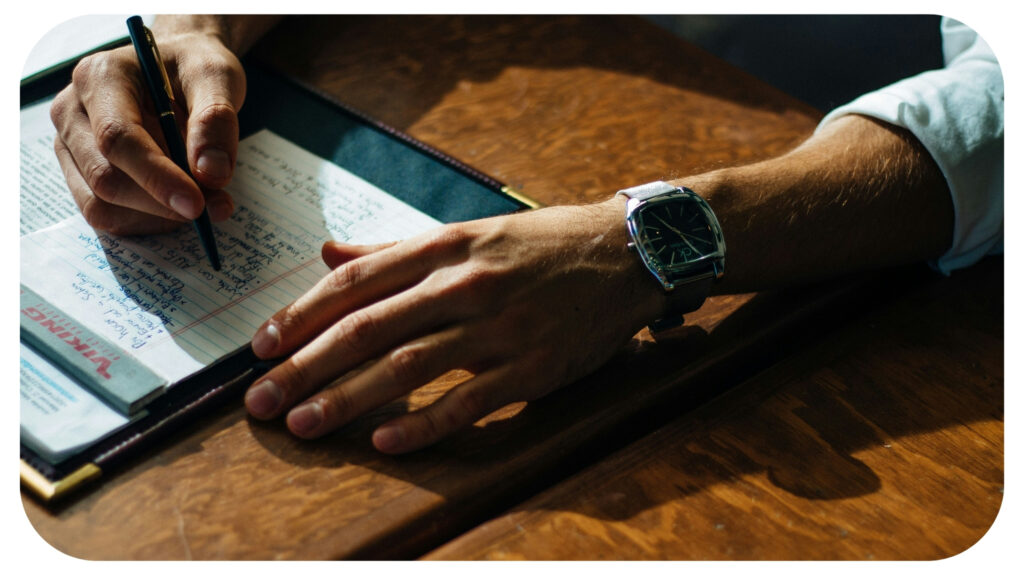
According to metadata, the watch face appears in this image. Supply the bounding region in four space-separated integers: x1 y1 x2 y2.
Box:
634 194 720 270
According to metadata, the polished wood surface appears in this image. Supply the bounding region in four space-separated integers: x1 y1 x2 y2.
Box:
427 257 1004 560
23 16 1001 561
251 15 821 205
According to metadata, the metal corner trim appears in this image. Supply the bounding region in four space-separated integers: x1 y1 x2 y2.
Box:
501 186 543 210
21 460 102 502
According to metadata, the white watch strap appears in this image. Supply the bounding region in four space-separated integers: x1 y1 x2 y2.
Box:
616 181 677 201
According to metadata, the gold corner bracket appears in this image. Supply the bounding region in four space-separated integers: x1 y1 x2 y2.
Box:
21 460 102 503
502 186 544 210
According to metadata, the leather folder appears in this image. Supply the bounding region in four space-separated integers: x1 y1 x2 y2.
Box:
20 55 537 503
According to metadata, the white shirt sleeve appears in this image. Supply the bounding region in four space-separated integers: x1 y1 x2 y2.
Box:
816 17 1004 274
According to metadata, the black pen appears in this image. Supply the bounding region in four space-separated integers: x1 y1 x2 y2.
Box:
126 15 221 271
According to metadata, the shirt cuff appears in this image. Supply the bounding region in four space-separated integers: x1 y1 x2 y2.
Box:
816 56 1003 274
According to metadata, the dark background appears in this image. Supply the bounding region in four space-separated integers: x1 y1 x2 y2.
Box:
648 15 945 112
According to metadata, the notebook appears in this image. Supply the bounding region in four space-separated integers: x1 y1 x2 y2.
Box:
20 61 536 502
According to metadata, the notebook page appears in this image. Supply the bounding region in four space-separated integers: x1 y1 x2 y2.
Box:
20 129 441 385
20 98 134 463
20 98 80 235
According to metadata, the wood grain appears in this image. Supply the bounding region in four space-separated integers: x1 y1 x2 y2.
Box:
21 15 900 560
251 15 821 206
427 257 1004 560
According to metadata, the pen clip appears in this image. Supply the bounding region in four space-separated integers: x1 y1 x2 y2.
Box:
143 26 175 105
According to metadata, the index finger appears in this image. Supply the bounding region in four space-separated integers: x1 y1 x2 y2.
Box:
251 234 448 359
73 51 205 220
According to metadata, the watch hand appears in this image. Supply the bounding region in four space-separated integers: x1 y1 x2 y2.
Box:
654 215 712 246
652 214 700 253
654 214 713 248
680 231 713 245
650 214 685 237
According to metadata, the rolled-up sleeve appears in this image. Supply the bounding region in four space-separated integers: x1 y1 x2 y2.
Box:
816 17 1003 274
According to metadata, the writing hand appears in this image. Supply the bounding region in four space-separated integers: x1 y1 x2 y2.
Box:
244 198 666 453
50 23 245 235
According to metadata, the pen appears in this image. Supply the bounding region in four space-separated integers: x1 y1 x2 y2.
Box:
126 15 221 271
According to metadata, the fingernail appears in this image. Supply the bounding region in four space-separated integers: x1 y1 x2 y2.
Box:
169 193 200 219
288 401 323 436
251 322 281 357
373 424 405 452
197 149 232 180
245 379 282 418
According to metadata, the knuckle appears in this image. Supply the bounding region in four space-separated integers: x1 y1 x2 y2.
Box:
49 88 73 124
452 386 486 422
326 259 365 294
335 309 379 355
387 343 430 382
460 263 502 293
323 386 356 421
436 263 502 313
70 53 101 85
93 117 134 158
275 306 308 338
420 223 470 257
190 100 238 130
417 407 448 441
415 387 480 442
280 356 314 397
82 161 120 201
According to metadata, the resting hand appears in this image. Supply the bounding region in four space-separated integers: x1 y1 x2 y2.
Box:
244 198 665 453
50 24 245 235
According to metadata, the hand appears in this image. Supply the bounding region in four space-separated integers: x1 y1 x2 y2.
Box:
50 24 246 235
244 198 666 453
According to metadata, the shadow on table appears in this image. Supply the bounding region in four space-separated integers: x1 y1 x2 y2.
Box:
22 16 996 561
252 14 822 127
240 257 1000 558
444 256 1003 520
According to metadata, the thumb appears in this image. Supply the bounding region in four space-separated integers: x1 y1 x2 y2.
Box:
181 52 246 191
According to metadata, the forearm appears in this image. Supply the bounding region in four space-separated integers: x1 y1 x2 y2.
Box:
151 15 281 55
671 114 954 294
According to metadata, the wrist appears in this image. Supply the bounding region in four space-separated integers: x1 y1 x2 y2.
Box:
151 15 278 55
586 197 673 330
151 15 230 47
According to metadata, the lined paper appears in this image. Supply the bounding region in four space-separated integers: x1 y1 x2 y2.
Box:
20 129 441 384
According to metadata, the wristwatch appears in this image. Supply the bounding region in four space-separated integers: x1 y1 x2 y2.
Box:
617 181 726 332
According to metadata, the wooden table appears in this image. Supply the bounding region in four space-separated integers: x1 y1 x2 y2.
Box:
22 15 1003 560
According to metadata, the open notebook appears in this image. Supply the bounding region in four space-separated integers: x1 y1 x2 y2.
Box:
20 62 533 501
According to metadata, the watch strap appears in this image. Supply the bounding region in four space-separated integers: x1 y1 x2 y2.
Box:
616 181 677 201
649 271 712 333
